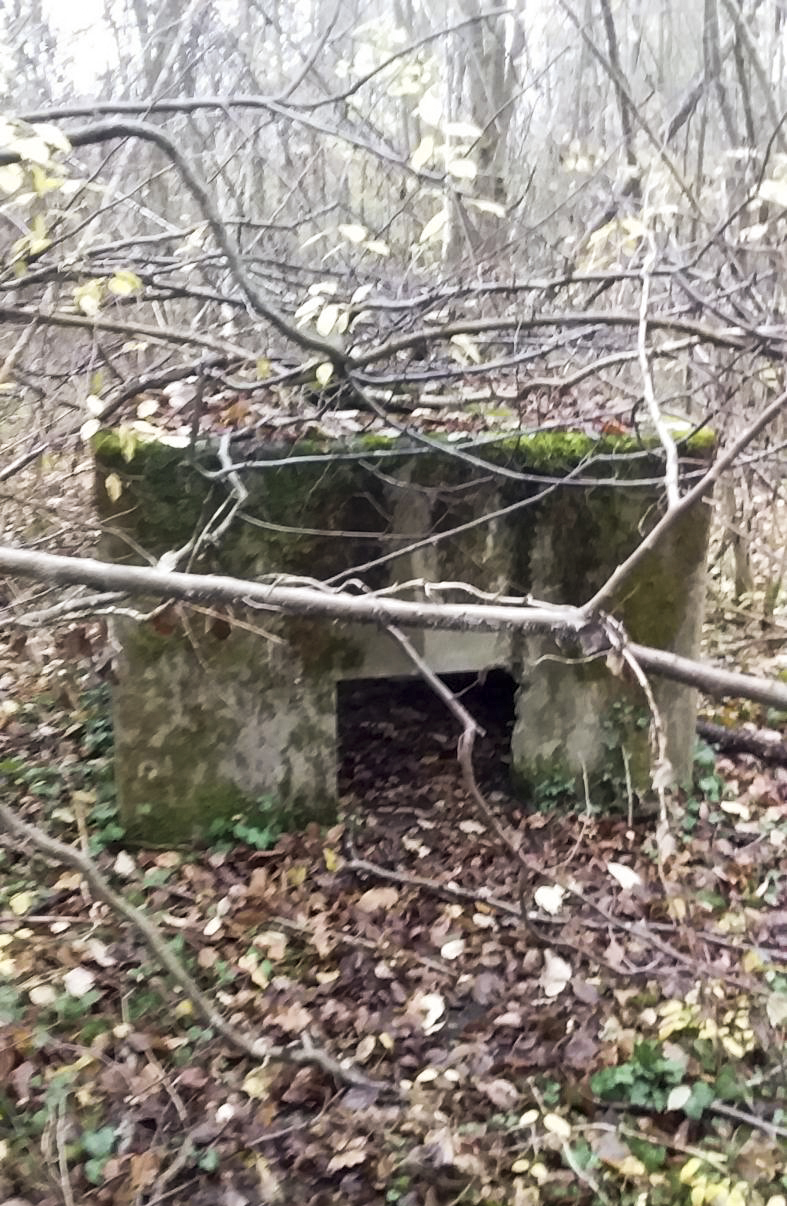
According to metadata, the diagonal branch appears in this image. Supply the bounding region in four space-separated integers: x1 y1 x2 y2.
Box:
0 802 387 1092
0 120 349 369
581 384 787 614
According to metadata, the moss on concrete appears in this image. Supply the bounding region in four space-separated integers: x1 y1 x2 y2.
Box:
95 422 713 837
282 617 365 677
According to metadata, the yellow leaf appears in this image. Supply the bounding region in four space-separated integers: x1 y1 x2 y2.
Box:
680 1157 705 1184
467 197 506 217
354 1034 376 1063
419 208 448 243
117 425 138 463
417 89 442 126
446 156 477 179
10 134 52 166
9 891 34 916
721 1035 745 1059
410 135 435 172
338 224 367 243
767 992 787 1028
254 930 287 960
31 122 71 154
702 1182 733 1206
542 1112 571 1139
742 949 762 973
759 178 787 207
315 362 334 387
108 270 142 297
242 1067 272 1100
294 295 323 323
323 846 339 872
450 333 482 364
71 789 97 806
104 473 123 502
308 279 338 296
357 886 399 912
30 164 62 195
617 1156 647 1178
316 303 341 336
327 1145 367 1172
54 872 82 890
445 121 482 138
0 164 23 193
29 984 57 1005
74 278 103 316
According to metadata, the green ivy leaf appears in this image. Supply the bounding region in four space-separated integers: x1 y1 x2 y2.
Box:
683 1080 715 1121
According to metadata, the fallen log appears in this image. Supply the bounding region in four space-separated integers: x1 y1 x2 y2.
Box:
696 719 787 766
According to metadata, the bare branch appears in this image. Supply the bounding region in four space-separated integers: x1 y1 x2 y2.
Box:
1 544 787 709
0 802 387 1092
582 384 787 614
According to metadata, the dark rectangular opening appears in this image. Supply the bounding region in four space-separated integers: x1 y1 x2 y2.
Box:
338 669 517 804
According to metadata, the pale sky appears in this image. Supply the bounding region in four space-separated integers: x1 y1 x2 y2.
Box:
43 0 116 91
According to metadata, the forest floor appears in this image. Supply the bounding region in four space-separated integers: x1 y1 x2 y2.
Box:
0 632 786 1206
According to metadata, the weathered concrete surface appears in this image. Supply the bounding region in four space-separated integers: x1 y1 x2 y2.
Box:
510 489 712 802
94 430 713 841
111 617 337 845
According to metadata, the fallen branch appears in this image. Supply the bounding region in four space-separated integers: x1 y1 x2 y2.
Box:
696 719 787 765
344 841 686 979
2 545 787 710
343 843 521 918
0 802 388 1093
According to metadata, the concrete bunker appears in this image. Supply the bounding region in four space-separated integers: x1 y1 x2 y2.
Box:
94 428 714 844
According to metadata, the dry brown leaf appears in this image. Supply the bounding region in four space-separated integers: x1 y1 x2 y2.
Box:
355 1034 376 1063
129 1149 161 1191
272 1001 312 1033
481 1077 520 1109
356 886 399 913
327 1145 367 1172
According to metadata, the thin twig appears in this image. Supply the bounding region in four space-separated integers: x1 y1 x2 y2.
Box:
386 624 523 859
0 803 390 1093
638 240 680 508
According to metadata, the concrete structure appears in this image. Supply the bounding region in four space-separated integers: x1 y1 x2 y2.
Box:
94 429 713 843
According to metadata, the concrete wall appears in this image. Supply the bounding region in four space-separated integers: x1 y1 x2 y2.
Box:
94 430 713 842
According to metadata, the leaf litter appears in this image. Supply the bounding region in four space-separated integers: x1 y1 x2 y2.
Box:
0 656 785 1204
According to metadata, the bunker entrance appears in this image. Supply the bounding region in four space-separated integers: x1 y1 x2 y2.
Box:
337 669 518 807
